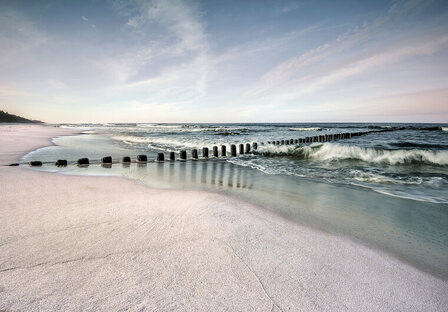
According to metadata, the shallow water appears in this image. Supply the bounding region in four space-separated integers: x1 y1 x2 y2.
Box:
24 123 448 279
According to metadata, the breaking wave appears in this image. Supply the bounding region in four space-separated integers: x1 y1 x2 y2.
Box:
257 143 448 166
289 127 322 131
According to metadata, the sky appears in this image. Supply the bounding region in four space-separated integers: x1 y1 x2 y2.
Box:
0 0 447 123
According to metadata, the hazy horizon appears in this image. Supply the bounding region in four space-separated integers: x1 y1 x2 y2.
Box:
1 0 448 123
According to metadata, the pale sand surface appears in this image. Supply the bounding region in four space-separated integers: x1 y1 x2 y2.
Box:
0 125 447 311
0 124 79 165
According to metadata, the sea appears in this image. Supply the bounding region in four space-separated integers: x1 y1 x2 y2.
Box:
23 123 448 279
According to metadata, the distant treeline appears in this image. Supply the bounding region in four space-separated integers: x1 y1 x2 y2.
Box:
0 110 42 123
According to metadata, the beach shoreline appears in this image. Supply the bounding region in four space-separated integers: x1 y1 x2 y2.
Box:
0 124 447 311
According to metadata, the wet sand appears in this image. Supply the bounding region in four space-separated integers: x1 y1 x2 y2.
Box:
0 124 447 311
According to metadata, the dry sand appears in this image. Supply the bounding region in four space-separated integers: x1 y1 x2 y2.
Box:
0 124 447 311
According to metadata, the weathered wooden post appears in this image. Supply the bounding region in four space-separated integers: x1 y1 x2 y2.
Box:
253 142 258 150
137 155 147 163
77 158 89 166
213 146 219 157
202 147 209 158
157 153 164 162
245 143 251 153
276 141 280 145
30 161 42 167
122 156 131 163
231 144 237 157
221 145 227 157
239 144 244 154
55 159 67 167
180 150 187 160
169 152 175 161
102 156 112 164
192 149 198 160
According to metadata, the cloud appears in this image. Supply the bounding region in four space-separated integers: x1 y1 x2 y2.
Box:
81 15 88 21
109 0 211 101
98 47 152 83
245 0 439 99
277 2 300 15
278 30 448 100
47 79 66 89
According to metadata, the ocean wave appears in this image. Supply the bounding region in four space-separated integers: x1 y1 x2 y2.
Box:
111 135 203 148
289 127 322 131
389 142 448 149
257 143 448 166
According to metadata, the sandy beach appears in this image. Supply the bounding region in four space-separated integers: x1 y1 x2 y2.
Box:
0 124 447 311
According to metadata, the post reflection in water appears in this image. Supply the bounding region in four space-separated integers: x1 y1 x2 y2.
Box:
130 160 252 191
31 159 448 279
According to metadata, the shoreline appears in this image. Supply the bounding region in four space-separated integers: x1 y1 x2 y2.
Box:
0 123 82 165
22 129 448 279
1 124 447 311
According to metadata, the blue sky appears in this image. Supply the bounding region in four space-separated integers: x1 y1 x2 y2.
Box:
0 0 447 123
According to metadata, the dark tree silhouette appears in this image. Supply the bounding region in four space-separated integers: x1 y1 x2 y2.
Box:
0 110 42 123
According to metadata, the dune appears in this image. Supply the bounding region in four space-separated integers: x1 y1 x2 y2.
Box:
0 124 447 311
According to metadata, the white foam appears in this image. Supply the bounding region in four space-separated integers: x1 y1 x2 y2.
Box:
310 143 448 165
289 127 322 131
259 143 448 166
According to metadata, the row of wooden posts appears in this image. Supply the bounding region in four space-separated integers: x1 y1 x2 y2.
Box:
25 130 381 167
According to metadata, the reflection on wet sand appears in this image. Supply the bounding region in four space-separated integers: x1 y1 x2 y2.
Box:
29 159 448 279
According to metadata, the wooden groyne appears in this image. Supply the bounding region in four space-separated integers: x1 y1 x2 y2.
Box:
19 128 393 167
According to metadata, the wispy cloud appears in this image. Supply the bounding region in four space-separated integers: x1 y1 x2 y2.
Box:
110 0 211 101
279 30 448 100
245 0 439 99
81 15 88 21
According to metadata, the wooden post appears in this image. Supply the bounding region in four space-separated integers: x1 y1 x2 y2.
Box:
169 152 175 161
55 159 67 167
30 161 42 167
137 155 147 162
122 156 131 163
253 142 258 150
157 153 164 162
202 147 209 158
192 149 198 160
213 146 219 157
239 144 244 154
102 156 112 164
221 145 227 157
231 144 237 156
77 158 89 166
180 150 187 160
